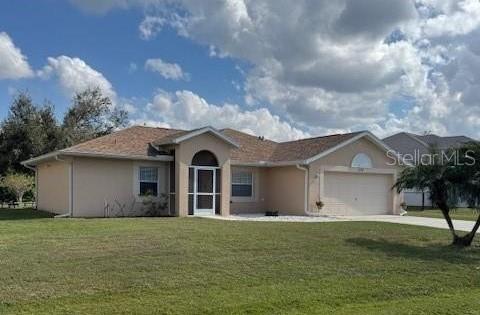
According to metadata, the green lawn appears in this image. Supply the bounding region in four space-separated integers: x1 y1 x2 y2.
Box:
407 208 480 221
0 209 479 314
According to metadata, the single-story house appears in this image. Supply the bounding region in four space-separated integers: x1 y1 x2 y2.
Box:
22 126 404 217
383 132 474 207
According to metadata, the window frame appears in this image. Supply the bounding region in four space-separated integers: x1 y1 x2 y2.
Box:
351 153 373 169
138 166 159 197
231 170 254 201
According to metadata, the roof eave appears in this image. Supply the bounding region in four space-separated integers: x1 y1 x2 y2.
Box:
303 131 411 166
231 160 306 167
22 151 174 166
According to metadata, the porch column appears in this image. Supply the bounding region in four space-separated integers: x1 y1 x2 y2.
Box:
220 160 231 216
175 148 189 217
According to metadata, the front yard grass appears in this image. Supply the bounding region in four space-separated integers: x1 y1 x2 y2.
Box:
0 209 479 314
407 207 480 221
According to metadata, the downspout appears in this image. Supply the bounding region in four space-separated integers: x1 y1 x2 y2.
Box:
296 164 308 215
55 156 73 218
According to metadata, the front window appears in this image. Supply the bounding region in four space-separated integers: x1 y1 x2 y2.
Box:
232 171 253 197
139 167 158 196
351 153 373 168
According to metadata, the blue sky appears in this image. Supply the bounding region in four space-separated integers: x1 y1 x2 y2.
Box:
1 1 480 141
0 1 245 120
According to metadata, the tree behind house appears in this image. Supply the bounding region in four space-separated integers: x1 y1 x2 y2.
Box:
62 87 128 146
0 88 129 175
0 173 34 203
0 92 62 174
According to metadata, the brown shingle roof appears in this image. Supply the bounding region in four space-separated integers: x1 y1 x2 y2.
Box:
62 126 184 157
271 132 363 162
150 130 191 146
221 128 362 163
221 128 278 163
57 125 364 163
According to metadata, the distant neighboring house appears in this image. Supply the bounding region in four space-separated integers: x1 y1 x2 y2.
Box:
22 126 404 218
383 132 474 208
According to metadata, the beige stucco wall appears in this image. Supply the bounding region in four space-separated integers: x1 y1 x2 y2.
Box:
307 137 403 215
35 134 402 217
230 166 269 214
37 159 70 214
265 166 306 215
72 157 169 217
174 132 232 217
230 165 305 215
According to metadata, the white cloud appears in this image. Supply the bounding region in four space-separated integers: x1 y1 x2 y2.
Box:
418 0 480 38
154 0 480 139
38 56 117 101
145 58 189 80
70 0 480 139
139 16 166 40
141 89 308 141
129 118 171 128
121 102 138 114
0 32 33 80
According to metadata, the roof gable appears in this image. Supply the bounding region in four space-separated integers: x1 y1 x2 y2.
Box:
303 131 395 164
383 132 475 156
153 126 239 148
221 129 381 165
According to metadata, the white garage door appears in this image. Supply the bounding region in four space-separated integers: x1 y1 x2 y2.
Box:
323 172 392 215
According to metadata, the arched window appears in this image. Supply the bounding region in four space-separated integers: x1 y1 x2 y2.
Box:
351 153 373 168
191 150 218 166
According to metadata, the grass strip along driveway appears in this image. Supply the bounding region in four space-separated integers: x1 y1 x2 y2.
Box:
0 209 479 314
407 208 480 221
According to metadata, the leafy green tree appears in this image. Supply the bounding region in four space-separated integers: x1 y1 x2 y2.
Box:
38 103 64 153
62 87 128 146
394 144 480 247
0 92 59 174
0 173 34 203
0 88 128 176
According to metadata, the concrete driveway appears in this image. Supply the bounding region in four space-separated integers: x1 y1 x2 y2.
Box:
213 214 477 233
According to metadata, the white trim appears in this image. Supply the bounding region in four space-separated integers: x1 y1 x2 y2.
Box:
22 151 60 166
139 166 160 197
351 153 373 169
304 131 408 166
160 126 239 148
22 151 173 166
231 169 255 202
230 160 305 167
319 165 398 214
132 161 169 202
232 132 408 167
321 165 397 174
191 166 218 216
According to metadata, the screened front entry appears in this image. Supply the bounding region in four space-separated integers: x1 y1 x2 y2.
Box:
188 151 221 216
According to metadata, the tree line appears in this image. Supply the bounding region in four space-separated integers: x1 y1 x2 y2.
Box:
0 87 128 203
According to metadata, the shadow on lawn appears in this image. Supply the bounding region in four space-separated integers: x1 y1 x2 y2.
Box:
0 208 54 221
347 237 480 264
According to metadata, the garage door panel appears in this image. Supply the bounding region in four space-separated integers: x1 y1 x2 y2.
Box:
323 172 392 215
